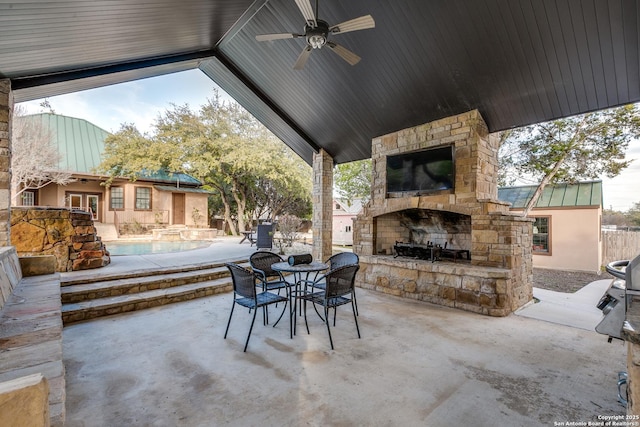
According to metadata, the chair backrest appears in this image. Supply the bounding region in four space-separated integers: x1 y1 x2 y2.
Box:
225 263 257 299
324 264 360 298
249 251 283 278
328 252 359 269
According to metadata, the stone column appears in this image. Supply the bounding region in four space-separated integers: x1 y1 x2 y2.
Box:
312 149 333 262
0 80 12 247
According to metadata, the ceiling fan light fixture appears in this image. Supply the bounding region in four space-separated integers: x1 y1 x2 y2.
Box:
305 20 329 49
309 34 326 49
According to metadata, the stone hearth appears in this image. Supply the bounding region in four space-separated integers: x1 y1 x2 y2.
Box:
353 110 533 316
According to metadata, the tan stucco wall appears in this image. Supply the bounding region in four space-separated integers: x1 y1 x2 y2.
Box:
184 193 208 227
27 181 209 228
526 206 602 272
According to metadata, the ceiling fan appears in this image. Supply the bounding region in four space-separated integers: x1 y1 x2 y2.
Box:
255 0 375 70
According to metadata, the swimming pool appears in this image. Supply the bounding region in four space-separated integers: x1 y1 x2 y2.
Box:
105 240 213 256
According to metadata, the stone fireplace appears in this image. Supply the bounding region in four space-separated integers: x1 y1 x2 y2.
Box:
353 110 533 316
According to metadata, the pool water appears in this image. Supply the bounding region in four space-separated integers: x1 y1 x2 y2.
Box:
105 240 213 256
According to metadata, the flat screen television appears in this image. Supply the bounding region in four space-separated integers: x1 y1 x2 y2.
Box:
386 145 455 197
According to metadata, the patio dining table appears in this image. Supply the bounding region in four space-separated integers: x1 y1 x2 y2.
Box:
271 261 328 336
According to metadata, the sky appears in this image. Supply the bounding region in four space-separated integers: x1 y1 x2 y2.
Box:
17 69 640 212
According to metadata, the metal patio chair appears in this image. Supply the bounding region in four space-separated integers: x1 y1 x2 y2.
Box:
249 251 290 293
249 251 292 326
311 252 360 315
224 262 288 352
299 264 361 350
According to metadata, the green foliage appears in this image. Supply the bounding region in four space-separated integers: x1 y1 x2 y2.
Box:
500 104 640 186
499 104 640 215
334 159 372 203
95 90 312 234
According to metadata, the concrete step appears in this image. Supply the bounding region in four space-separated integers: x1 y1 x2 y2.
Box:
61 265 232 303
62 277 234 325
61 259 251 325
60 258 248 286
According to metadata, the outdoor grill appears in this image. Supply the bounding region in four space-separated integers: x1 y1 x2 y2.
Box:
596 254 640 342
595 253 640 407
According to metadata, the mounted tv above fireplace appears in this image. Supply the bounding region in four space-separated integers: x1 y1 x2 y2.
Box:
386 145 455 197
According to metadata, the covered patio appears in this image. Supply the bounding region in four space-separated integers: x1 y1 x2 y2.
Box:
1 0 640 424
62 282 625 426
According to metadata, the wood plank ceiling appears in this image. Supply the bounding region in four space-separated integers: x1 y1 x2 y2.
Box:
2 0 639 165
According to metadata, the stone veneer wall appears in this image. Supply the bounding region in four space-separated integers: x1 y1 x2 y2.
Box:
0 80 12 247
10 207 110 272
312 149 333 262
353 110 533 316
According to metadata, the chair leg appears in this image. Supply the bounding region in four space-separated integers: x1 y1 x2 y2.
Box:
244 306 259 352
353 290 359 316
325 305 334 350
303 298 310 335
351 299 361 339
224 300 236 339
271 297 288 327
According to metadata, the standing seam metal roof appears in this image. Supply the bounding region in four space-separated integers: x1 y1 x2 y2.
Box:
24 113 202 186
29 113 109 173
497 181 603 209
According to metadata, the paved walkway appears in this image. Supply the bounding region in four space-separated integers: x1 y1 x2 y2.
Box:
516 279 613 331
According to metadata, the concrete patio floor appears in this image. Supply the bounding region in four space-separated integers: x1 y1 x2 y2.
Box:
61 240 627 427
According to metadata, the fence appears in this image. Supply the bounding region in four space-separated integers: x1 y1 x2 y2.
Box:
602 230 640 266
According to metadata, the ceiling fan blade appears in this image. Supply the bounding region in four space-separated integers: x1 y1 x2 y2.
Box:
329 15 375 34
255 33 301 42
295 0 316 27
293 46 313 70
327 42 361 66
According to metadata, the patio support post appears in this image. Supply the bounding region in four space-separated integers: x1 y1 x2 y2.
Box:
311 149 333 262
0 80 12 247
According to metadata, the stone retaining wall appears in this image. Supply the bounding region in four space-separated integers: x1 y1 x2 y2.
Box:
11 207 110 272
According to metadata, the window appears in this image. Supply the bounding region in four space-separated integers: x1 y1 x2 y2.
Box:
345 225 352 232
135 187 151 210
21 191 35 206
110 187 124 210
532 216 550 254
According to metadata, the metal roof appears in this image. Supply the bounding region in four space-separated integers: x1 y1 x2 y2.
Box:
498 181 603 209
3 1 640 165
26 113 109 173
26 113 202 186
155 185 213 194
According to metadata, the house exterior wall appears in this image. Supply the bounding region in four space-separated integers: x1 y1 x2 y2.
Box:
184 193 208 227
26 180 209 228
525 206 602 273
333 212 355 246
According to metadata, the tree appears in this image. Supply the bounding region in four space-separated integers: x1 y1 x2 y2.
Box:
11 106 74 205
334 159 372 204
602 208 632 227
500 104 640 217
95 93 312 235
628 202 640 227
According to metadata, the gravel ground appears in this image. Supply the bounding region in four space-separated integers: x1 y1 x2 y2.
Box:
533 268 613 293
